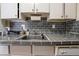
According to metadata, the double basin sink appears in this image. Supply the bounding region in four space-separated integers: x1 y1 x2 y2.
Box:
16 34 48 40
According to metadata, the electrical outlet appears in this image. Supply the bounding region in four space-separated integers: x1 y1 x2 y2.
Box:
52 24 55 29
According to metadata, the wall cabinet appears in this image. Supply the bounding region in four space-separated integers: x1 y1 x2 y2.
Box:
1 3 18 19
49 3 76 21
49 3 64 19
0 3 76 20
19 3 34 12
32 46 54 56
19 3 49 19
10 45 31 56
35 3 49 13
56 46 79 56
65 3 76 19
19 3 49 13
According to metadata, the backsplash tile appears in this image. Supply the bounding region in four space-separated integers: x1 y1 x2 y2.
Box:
10 19 66 34
65 20 79 38
66 20 79 33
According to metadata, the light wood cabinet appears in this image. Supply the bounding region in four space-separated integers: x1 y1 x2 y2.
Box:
19 3 34 12
10 45 31 56
35 3 49 13
1 3 18 19
32 46 55 56
65 3 76 19
19 3 49 19
49 3 76 21
19 3 49 13
49 3 64 19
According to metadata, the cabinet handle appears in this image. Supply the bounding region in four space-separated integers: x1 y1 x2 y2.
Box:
61 51 67 54
66 15 68 17
61 16 63 18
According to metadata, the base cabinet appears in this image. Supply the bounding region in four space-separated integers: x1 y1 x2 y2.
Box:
10 45 31 56
56 46 79 56
0 46 8 55
32 46 55 56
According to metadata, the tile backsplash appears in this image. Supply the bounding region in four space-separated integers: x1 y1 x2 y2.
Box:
10 19 66 34
65 20 79 38
66 20 79 33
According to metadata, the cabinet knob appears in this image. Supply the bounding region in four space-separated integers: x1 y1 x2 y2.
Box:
36 9 38 11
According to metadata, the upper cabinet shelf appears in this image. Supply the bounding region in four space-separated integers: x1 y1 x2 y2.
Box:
1 3 18 19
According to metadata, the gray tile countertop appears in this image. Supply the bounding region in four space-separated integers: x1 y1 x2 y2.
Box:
0 34 79 45
44 34 79 41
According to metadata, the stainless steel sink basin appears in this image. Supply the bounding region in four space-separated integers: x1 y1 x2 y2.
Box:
16 34 47 40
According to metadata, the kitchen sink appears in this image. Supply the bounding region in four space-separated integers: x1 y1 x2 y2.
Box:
16 34 48 40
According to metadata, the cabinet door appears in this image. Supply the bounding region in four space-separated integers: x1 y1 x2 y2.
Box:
35 3 49 13
19 3 34 12
1 3 17 19
0 46 8 55
77 3 79 21
65 3 76 19
10 45 31 56
57 47 79 56
33 46 54 56
49 3 64 19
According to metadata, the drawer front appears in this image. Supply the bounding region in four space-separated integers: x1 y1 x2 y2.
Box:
57 48 79 56
10 46 31 56
32 46 54 56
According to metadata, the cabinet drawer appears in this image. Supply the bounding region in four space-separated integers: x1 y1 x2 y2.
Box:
57 47 79 56
10 45 31 56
